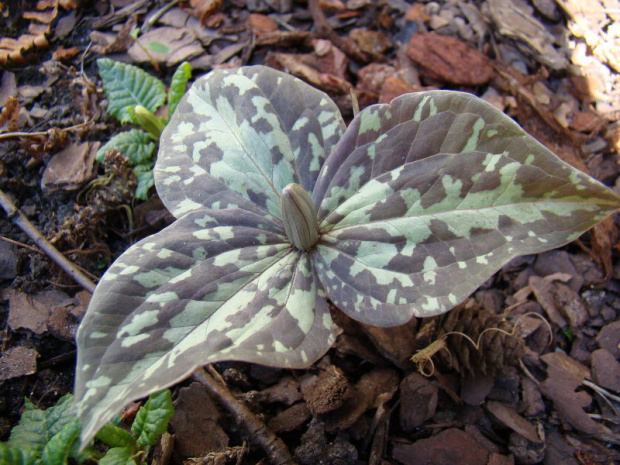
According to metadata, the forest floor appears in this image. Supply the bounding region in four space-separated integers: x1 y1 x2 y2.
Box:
1 0 620 464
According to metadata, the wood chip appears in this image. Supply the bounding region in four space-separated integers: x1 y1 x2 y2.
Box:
406 32 493 85
596 321 620 358
393 428 490 465
301 365 350 415
399 372 438 432
591 348 620 392
0 346 39 381
170 382 229 457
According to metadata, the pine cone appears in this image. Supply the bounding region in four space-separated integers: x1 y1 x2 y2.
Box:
414 299 524 376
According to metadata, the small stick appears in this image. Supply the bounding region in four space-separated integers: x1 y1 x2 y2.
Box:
193 367 297 465
0 188 97 294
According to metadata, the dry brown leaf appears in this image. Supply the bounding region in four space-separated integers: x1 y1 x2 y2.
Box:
52 46 79 61
539 352 610 435
529 274 588 328
486 400 541 443
379 77 417 103
349 28 392 55
23 9 56 23
41 142 99 192
259 376 303 405
405 3 430 22
5 289 75 335
248 13 278 34
362 319 416 369
0 96 20 133
128 27 204 67
320 0 346 10
186 0 222 26
265 51 352 95
596 321 620 358
90 16 136 55
0 34 49 66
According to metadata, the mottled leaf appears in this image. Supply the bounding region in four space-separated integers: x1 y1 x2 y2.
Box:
314 91 620 324
97 58 166 124
75 207 335 445
75 66 620 449
156 66 345 219
96 129 156 165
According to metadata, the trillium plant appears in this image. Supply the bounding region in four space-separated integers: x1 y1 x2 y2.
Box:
75 66 620 444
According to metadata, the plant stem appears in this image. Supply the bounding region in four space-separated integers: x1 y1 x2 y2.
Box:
0 188 97 293
192 367 297 465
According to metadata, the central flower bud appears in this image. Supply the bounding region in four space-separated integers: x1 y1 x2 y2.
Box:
280 183 320 251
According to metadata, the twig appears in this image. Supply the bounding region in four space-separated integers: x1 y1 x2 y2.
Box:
0 188 97 294
193 367 297 465
0 121 92 141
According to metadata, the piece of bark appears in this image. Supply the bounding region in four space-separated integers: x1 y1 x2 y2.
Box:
301 365 350 415
0 346 39 380
170 382 229 458
0 240 18 280
460 373 494 406
406 32 493 85
596 321 620 358
325 368 399 432
399 372 438 432
591 348 620 392
392 428 489 465
268 403 311 433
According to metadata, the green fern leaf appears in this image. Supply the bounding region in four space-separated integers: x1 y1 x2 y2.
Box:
0 444 36 465
8 395 77 456
97 58 166 124
96 129 156 165
168 61 192 117
131 390 173 447
41 418 81 465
